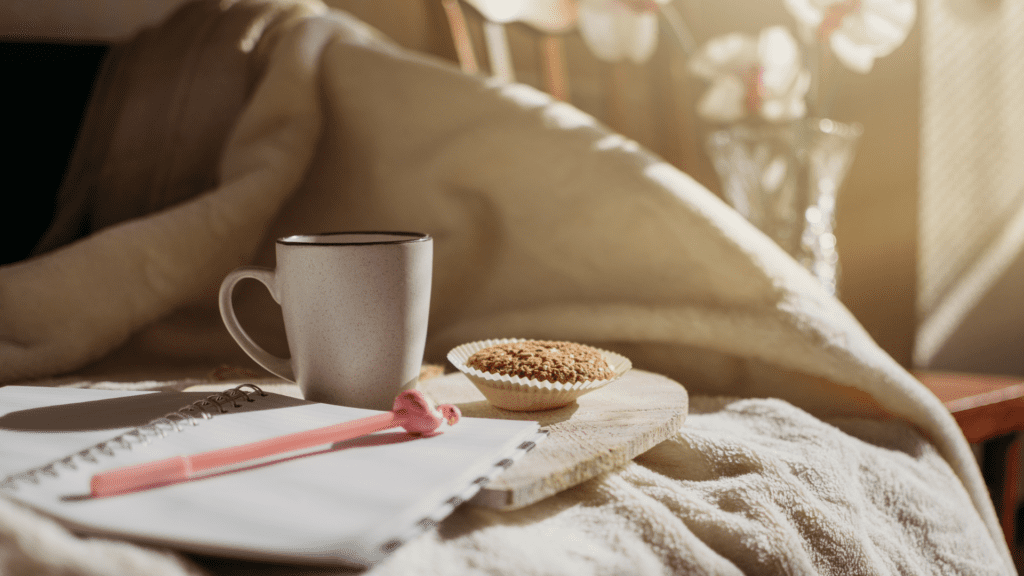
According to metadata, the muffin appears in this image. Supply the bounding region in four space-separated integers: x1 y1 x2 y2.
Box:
448 338 631 411
466 340 615 384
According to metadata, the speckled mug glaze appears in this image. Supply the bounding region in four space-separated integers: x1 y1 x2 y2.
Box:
219 232 432 410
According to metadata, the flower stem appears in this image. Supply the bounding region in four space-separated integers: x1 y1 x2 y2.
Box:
807 40 821 118
659 3 696 56
817 45 835 119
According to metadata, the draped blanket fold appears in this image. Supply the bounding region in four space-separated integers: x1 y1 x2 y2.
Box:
0 0 1013 573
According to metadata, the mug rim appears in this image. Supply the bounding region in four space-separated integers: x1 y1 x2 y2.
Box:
277 231 431 246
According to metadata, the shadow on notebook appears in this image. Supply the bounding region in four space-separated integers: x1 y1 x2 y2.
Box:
0 390 309 432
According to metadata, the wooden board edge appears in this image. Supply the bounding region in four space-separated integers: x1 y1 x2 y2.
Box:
469 409 686 511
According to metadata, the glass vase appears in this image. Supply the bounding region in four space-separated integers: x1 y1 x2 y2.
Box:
706 118 862 296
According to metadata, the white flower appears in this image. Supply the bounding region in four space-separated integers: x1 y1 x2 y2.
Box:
577 0 669 64
519 0 578 32
463 0 530 23
690 26 811 123
464 0 578 31
784 0 916 73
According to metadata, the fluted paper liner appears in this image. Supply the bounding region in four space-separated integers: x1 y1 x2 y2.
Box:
447 338 632 411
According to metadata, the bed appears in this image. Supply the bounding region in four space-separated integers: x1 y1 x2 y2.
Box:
0 1 1015 574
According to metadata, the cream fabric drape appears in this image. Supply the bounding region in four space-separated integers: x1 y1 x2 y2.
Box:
0 0 196 41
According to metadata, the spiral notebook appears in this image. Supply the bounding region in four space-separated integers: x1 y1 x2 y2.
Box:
0 384 542 567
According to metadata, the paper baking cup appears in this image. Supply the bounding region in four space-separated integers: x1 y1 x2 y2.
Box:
447 338 631 411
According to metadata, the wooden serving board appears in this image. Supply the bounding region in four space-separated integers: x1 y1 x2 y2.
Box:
418 369 688 510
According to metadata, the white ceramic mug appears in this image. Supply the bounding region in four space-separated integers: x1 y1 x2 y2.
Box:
219 232 432 409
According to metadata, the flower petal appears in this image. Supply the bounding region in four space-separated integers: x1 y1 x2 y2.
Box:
626 11 660 63
758 26 801 94
689 32 757 78
860 11 910 53
761 85 808 121
784 0 825 28
863 0 916 27
464 0 527 23
577 0 661 63
819 0 915 71
577 1 626 61
519 0 578 33
830 31 877 73
697 76 748 123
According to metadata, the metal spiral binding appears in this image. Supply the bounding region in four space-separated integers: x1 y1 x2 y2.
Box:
0 384 268 492
382 430 547 557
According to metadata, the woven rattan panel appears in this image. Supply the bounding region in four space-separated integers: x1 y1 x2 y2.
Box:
917 0 1024 366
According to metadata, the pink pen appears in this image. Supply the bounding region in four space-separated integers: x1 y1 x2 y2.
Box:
90 390 460 498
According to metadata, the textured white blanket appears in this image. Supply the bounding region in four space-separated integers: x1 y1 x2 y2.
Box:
378 396 1002 575
0 382 1007 575
0 0 1014 573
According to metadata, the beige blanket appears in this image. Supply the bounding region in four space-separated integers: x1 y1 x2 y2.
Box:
0 0 1014 573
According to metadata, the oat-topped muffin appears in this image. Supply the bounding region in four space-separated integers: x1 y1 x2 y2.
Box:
466 340 615 384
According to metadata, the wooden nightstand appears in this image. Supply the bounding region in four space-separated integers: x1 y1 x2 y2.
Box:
915 370 1024 551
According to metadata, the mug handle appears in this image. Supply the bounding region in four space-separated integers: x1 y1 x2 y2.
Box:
218 266 295 381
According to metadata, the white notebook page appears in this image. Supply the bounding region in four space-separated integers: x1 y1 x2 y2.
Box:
0 385 540 567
